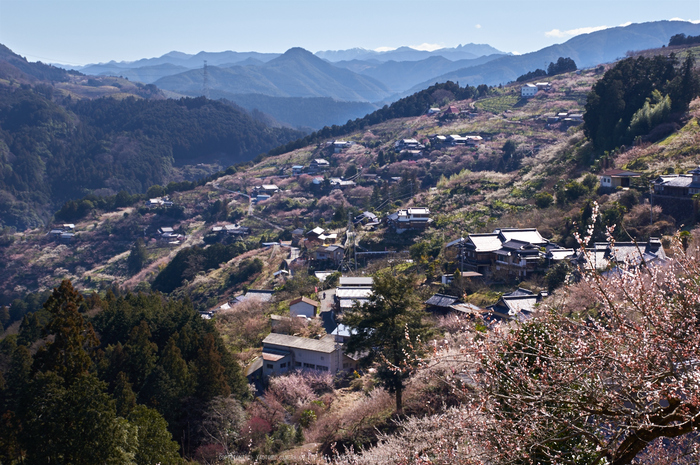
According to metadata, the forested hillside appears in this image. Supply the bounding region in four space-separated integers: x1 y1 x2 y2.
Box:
0 280 249 463
0 85 304 230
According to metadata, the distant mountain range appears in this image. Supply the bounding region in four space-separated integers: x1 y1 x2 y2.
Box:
315 43 507 62
155 47 391 102
405 20 700 95
52 20 700 129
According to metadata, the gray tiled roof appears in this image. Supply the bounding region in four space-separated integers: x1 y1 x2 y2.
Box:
425 293 460 308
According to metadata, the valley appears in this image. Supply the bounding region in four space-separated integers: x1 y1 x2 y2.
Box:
2 17 700 465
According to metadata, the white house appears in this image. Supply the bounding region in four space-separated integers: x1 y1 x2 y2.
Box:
262 333 344 377
521 84 537 98
387 207 432 233
332 141 350 153
292 165 304 176
598 169 641 189
289 296 320 318
310 159 330 172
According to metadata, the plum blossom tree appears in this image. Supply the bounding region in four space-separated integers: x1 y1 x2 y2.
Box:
454 210 700 464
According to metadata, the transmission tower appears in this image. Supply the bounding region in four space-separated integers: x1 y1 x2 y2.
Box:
202 60 210 99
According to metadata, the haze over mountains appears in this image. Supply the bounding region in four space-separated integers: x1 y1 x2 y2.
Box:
53 20 700 129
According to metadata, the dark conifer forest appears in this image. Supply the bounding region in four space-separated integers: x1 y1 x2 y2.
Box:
0 86 304 230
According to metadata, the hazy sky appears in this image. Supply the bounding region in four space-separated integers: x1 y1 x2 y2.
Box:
1 0 699 65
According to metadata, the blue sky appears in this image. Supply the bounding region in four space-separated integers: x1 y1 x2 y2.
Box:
0 0 699 65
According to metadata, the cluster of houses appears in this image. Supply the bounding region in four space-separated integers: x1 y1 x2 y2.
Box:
521 82 551 98
238 222 671 383
156 226 185 244
546 111 583 127
146 197 174 208
425 287 548 323
48 224 76 243
210 223 250 239
428 134 483 147
447 228 573 277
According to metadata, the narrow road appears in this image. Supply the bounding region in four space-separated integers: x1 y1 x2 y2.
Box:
212 182 252 215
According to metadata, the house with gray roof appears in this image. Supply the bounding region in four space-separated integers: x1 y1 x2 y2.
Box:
460 228 557 277
486 288 547 322
261 333 357 377
573 237 667 272
653 166 700 197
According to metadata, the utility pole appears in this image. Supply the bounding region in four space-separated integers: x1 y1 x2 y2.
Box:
650 184 654 225
347 212 357 272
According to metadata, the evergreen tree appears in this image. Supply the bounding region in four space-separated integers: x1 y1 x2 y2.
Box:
125 320 158 391
34 280 99 384
195 334 231 401
113 371 137 417
127 238 148 275
128 404 183 465
343 272 433 413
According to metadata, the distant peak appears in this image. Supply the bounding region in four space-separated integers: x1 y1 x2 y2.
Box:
284 47 313 55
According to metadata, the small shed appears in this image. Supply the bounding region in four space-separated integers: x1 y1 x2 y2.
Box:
289 296 321 318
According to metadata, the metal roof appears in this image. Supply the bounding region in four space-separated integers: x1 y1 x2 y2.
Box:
467 233 502 252
335 287 373 299
263 333 338 353
339 277 374 286
497 228 547 245
425 293 460 308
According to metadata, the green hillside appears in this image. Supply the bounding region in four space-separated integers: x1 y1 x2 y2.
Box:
0 84 304 230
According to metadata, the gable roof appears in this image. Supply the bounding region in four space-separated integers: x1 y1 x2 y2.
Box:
496 228 548 245
289 296 320 308
425 293 460 308
599 169 641 177
466 233 502 252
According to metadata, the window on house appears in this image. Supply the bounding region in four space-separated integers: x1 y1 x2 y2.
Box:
280 363 286 368
320 356 324 360
295 362 301 367
317 365 329 371
303 363 315 369
266 364 273 369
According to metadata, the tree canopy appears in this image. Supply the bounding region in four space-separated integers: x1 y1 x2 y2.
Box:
584 54 699 151
343 272 433 413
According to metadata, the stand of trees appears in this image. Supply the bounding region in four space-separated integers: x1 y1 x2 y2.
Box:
516 56 577 82
669 33 700 47
0 281 249 463
584 54 700 152
0 85 303 230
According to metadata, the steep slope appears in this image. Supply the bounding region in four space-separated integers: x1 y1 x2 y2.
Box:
0 83 304 230
155 47 391 102
407 20 700 93
0 43 74 83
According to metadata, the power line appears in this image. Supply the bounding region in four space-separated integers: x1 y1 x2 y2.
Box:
202 60 210 99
